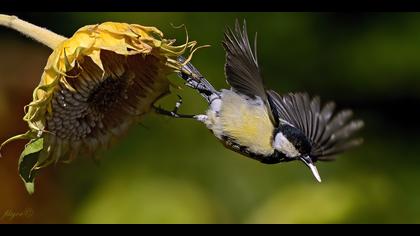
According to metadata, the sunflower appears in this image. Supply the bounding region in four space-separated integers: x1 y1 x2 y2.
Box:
0 14 201 193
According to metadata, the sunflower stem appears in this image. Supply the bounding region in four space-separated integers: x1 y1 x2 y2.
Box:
0 14 67 50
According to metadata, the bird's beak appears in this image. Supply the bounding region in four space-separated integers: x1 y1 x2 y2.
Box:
299 156 322 183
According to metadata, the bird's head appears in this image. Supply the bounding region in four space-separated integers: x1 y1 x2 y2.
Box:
273 124 322 182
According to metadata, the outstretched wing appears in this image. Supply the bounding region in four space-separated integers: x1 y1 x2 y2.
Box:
222 19 267 102
267 90 364 160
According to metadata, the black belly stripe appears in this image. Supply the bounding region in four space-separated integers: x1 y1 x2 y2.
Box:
220 135 286 164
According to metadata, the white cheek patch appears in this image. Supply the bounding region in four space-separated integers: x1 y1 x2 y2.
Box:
273 132 300 158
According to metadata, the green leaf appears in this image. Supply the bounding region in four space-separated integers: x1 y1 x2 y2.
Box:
18 138 44 194
0 131 36 157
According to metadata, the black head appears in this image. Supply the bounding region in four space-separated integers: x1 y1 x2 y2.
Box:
276 124 312 157
273 124 321 182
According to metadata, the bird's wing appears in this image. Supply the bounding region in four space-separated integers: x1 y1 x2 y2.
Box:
222 19 267 102
266 90 364 160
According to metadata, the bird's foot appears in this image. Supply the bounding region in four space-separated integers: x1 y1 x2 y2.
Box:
153 95 195 119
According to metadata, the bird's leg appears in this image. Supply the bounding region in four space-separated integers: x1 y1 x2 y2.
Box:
180 72 213 94
153 95 207 121
178 56 219 103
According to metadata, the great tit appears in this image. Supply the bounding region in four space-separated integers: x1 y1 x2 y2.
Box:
156 20 364 182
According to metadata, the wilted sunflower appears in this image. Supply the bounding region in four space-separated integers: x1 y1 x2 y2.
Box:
0 14 201 193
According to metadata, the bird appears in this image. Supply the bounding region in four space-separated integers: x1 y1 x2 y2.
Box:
155 20 364 182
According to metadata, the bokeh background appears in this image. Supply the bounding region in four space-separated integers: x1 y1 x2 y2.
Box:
0 12 419 224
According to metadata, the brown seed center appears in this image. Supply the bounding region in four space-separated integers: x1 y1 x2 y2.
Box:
88 77 127 114
45 50 169 156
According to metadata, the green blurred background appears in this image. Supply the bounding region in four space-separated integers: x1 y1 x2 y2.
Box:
0 12 419 224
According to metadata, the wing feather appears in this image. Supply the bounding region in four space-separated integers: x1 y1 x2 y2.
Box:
223 19 266 101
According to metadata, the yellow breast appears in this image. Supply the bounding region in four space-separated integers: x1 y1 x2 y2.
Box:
208 90 275 156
